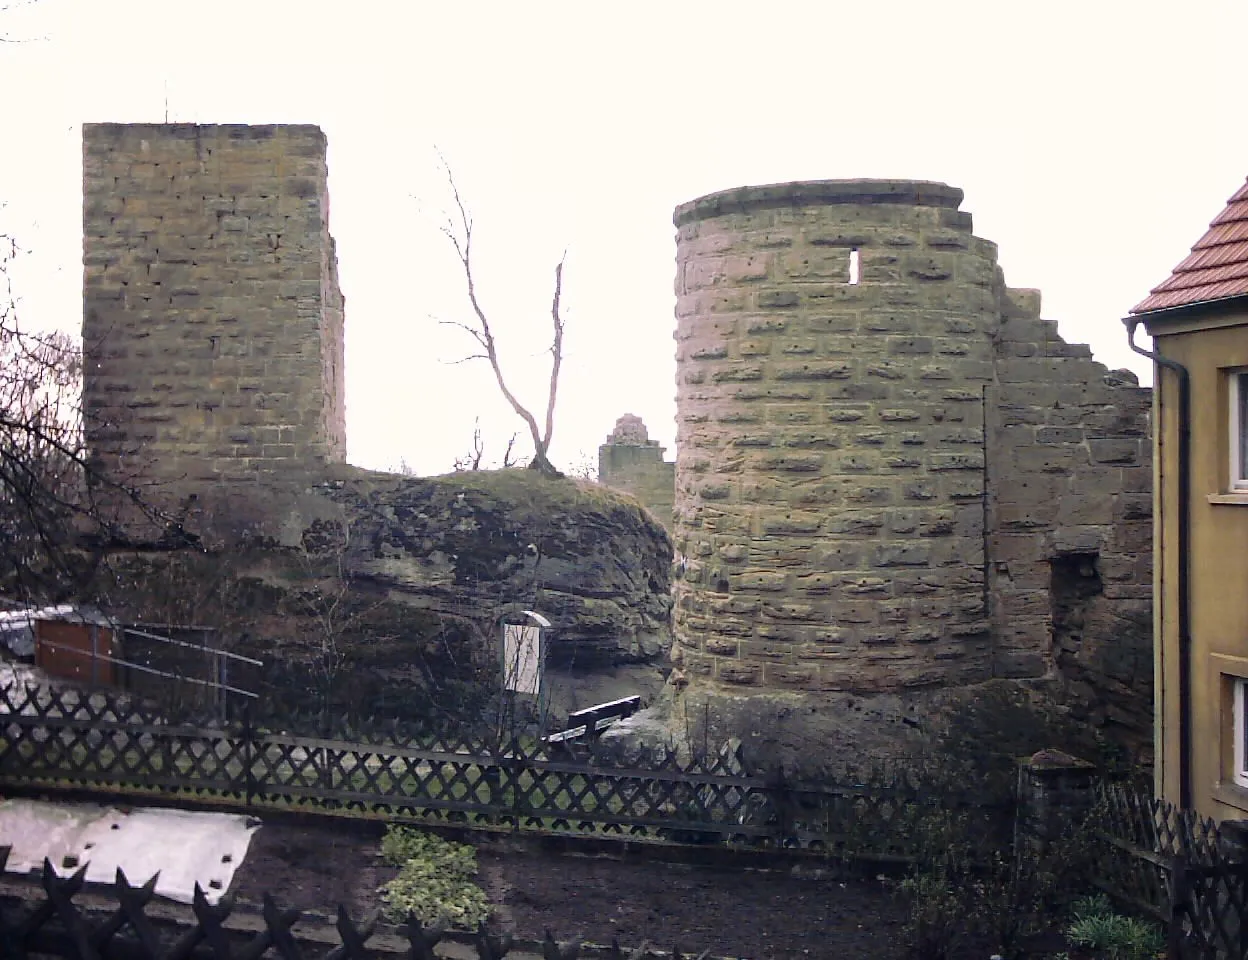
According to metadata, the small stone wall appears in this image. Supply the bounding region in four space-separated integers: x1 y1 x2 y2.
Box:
1015 749 1098 852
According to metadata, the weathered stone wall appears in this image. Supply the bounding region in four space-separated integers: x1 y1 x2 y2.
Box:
598 414 676 532
82 123 346 495
673 181 997 692
670 180 1152 748
988 291 1152 732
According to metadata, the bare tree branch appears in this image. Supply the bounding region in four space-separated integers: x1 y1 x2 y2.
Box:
501 433 519 469
543 255 566 452
453 418 486 472
437 318 489 347
437 160 566 477
0 231 194 603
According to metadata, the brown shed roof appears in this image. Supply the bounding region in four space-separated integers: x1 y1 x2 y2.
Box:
1132 177 1248 314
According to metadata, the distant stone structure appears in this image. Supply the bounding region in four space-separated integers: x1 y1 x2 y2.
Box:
82 123 346 495
598 414 675 532
671 180 1152 748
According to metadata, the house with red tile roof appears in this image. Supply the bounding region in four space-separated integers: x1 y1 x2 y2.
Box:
1127 176 1248 820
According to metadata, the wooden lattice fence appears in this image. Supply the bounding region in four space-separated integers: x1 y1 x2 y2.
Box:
1092 782 1248 960
0 681 1010 861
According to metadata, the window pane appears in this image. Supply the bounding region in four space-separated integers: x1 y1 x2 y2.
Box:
1241 681 1248 777
1238 679 1248 784
1239 373 1248 483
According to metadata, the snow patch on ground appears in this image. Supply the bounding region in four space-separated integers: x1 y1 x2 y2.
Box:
0 798 258 904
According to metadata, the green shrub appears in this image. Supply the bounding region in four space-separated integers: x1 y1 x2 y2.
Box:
378 826 491 929
1071 894 1115 922
1066 895 1163 960
900 873 967 960
899 807 1102 960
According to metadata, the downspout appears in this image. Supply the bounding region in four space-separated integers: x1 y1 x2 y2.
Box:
1126 318 1192 809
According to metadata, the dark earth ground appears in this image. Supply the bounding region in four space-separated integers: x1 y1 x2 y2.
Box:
230 818 909 960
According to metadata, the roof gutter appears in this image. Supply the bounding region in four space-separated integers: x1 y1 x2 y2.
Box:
1131 292 1248 322
1126 317 1192 810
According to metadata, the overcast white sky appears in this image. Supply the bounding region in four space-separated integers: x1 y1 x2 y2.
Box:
2 0 1246 476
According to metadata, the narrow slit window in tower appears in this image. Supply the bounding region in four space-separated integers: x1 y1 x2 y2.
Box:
848 248 860 285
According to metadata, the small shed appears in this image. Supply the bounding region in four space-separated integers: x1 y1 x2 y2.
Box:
0 605 73 659
33 608 120 686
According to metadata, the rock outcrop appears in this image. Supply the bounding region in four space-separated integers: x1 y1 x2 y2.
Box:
98 466 673 721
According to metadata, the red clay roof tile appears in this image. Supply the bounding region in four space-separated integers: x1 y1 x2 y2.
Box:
1133 177 1248 313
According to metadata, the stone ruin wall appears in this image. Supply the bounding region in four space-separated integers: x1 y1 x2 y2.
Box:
82 123 346 501
989 289 1152 733
671 181 1152 742
598 414 676 532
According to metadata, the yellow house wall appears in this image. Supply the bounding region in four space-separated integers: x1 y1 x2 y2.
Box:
1150 307 1248 820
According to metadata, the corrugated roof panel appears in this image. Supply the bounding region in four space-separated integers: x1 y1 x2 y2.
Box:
1132 175 1248 314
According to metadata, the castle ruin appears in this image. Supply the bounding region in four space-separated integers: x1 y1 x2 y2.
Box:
667 180 1152 753
77 124 1153 753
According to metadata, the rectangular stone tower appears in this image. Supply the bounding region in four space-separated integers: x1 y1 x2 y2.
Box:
83 123 346 496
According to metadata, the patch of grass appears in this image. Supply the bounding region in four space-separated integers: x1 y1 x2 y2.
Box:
377 826 490 929
1066 894 1164 960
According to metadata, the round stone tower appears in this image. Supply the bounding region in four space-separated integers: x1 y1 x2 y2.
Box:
672 180 1002 698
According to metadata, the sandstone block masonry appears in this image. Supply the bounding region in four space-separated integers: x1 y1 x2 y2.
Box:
672 181 1151 715
83 124 346 496
598 414 676 532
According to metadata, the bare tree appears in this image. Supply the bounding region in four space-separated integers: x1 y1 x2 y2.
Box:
452 417 519 473
438 165 567 477
0 233 181 601
0 232 93 596
565 450 598 482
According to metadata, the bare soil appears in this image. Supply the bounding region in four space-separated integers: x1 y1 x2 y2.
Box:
229 819 909 960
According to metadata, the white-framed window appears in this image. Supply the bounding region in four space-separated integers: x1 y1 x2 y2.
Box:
1234 677 1248 789
1233 370 1248 493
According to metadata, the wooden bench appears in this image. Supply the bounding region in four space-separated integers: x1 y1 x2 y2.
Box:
543 695 641 745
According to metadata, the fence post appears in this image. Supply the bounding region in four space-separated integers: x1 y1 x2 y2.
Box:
506 735 521 833
243 705 254 808
1217 818 1248 861
1166 857 1190 960
1014 749 1097 857
766 765 792 845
